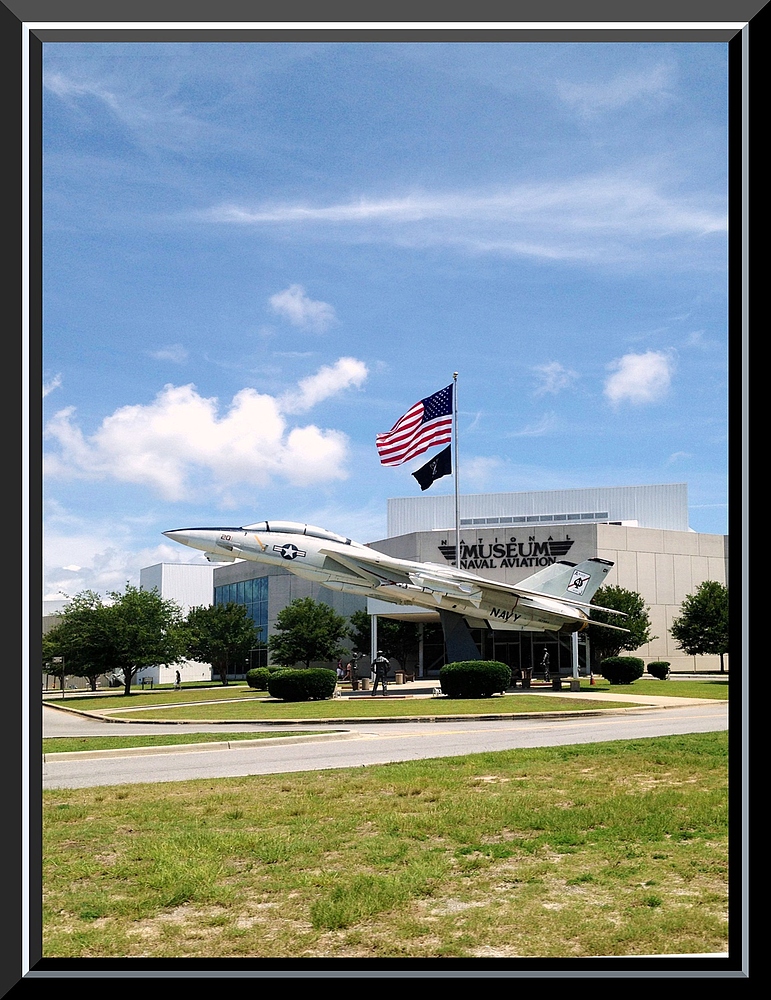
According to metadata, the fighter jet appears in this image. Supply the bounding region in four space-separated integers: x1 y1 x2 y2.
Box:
163 519 628 636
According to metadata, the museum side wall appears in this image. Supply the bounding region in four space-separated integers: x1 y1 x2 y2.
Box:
596 525 728 672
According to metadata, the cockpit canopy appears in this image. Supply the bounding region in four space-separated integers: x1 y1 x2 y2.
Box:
242 520 352 545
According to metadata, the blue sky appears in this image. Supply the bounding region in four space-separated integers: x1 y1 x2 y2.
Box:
41 40 729 602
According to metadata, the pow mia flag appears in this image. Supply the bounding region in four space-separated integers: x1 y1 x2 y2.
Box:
412 445 452 491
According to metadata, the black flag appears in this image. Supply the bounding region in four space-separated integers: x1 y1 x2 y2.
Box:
412 445 452 491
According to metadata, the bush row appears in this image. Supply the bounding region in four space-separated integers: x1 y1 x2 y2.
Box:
267 668 337 702
594 656 644 685
245 666 285 690
439 660 511 699
251 655 669 698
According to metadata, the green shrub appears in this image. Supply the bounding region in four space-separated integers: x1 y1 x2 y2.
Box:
439 660 511 699
267 668 337 702
647 660 671 680
246 667 271 690
596 656 645 685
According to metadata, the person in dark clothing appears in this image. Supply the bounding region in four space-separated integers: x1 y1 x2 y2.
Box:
371 650 389 696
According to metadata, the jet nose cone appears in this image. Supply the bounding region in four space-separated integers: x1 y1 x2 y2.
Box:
163 529 202 548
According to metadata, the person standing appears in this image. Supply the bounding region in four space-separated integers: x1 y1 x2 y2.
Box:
371 650 390 696
540 649 551 683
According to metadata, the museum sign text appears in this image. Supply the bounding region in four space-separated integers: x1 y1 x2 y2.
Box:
438 535 575 570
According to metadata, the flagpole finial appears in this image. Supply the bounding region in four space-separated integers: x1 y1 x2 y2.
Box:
453 372 458 379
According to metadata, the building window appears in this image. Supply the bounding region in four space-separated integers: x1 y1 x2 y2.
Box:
214 576 269 677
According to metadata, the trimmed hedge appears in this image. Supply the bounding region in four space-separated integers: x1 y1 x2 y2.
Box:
246 667 271 690
647 660 671 680
267 668 337 702
439 660 511 699
596 656 645 685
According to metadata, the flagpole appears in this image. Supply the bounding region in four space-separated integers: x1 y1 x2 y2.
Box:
453 371 460 569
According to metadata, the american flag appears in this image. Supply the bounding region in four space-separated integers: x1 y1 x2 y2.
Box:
376 384 453 466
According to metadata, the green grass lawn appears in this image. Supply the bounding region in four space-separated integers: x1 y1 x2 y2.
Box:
42 677 724 725
42 731 728 959
95 693 644 722
588 678 728 699
42 731 335 754
43 684 259 712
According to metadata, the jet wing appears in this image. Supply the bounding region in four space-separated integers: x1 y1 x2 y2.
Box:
318 548 412 586
320 547 628 628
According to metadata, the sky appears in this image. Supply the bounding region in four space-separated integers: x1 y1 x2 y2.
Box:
40 39 730 604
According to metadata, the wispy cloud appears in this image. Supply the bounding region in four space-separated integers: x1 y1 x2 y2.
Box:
205 171 725 269
666 451 693 464
148 344 188 363
461 455 506 489
556 63 675 116
684 330 720 351
44 69 207 152
532 362 579 397
44 358 369 501
604 350 675 406
509 412 559 437
269 284 337 333
43 374 62 398
45 71 122 111
209 176 723 235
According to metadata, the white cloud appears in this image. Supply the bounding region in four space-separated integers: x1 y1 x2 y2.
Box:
269 284 337 333
604 350 674 406
532 362 579 396
43 359 369 501
281 357 368 414
149 344 188 363
43 374 62 398
43 527 201 599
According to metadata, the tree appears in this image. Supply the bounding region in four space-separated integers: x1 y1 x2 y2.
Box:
348 609 419 668
184 602 261 685
587 585 657 664
105 584 187 695
670 580 729 672
268 597 350 669
42 591 115 691
43 585 186 695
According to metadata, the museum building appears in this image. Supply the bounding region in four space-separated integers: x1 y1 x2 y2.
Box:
132 482 727 682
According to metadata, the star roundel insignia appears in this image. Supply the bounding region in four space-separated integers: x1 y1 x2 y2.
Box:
275 542 306 560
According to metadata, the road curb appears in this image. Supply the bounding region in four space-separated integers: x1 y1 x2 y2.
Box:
43 730 360 761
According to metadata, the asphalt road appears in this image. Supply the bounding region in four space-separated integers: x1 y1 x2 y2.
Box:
41 694 728 789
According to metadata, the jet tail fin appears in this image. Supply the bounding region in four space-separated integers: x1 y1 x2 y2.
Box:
518 557 614 604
